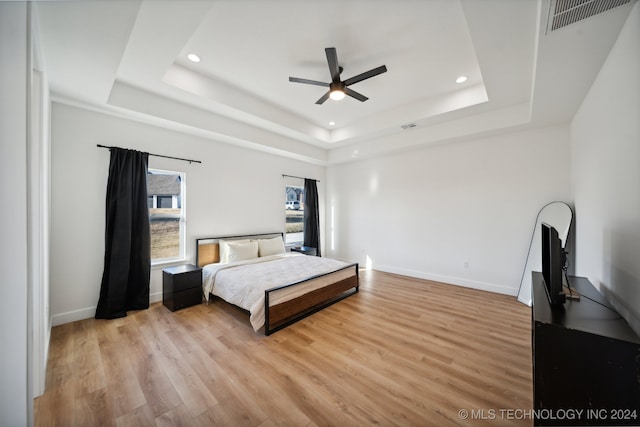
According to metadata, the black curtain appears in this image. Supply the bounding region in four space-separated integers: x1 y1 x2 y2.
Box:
95 148 151 319
303 178 321 256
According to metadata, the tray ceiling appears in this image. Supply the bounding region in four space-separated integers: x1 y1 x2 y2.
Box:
35 0 636 163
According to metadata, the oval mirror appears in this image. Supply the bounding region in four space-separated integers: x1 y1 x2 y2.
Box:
517 201 573 306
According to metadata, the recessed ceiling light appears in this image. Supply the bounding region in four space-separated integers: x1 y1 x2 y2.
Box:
187 53 201 63
329 121 336 126
456 75 467 84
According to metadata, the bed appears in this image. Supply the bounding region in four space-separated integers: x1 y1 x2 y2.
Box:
196 232 359 335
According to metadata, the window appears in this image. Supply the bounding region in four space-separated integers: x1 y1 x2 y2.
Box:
147 168 186 263
285 184 304 245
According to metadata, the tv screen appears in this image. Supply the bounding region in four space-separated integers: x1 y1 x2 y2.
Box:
541 222 566 305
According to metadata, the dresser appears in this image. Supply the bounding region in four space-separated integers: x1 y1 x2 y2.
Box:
162 264 202 311
532 272 640 426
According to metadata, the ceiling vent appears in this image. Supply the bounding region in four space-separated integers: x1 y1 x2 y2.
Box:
546 0 633 33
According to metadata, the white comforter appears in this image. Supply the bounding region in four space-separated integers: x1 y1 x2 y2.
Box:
202 253 352 331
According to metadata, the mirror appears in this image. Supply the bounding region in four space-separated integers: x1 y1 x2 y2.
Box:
517 201 573 306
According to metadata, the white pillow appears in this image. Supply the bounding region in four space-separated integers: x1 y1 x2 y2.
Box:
258 236 285 257
227 241 259 262
219 239 250 263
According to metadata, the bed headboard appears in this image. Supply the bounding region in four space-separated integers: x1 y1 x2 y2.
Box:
195 232 284 268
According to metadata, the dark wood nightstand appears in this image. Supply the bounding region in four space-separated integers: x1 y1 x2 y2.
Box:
291 246 317 256
162 264 202 311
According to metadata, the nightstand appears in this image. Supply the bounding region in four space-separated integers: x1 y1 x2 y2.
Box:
291 246 317 256
162 264 202 311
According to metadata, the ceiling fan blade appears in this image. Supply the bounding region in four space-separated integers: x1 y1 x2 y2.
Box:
325 47 341 83
343 65 387 86
344 87 368 102
315 91 331 105
289 77 329 87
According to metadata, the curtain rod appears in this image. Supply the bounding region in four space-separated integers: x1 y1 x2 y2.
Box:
97 144 202 164
282 174 320 182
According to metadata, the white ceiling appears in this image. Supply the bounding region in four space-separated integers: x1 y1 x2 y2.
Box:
35 0 636 164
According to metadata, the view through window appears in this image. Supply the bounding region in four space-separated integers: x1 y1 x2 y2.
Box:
147 169 185 262
285 184 304 245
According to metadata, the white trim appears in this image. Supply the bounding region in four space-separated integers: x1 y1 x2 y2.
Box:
151 258 190 268
29 6 51 400
51 93 328 167
51 291 164 326
372 264 518 296
327 255 519 296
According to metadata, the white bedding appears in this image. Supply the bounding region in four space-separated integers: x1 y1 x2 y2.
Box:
202 253 354 331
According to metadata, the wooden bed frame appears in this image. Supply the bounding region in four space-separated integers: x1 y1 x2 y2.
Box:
196 232 359 335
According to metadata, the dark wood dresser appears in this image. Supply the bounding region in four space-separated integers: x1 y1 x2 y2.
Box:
162 264 202 311
532 271 640 426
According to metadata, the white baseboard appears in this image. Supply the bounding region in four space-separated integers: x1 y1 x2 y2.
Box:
372 264 519 297
51 291 164 326
50 268 518 326
51 306 95 326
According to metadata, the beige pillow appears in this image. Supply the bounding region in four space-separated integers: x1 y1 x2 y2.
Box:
219 239 250 263
227 241 259 263
258 236 285 257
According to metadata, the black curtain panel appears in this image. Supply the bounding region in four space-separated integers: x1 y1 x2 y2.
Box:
95 148 151 319
303 178 321 256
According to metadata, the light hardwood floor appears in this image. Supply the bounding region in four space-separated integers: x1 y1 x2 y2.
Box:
34 269 533 426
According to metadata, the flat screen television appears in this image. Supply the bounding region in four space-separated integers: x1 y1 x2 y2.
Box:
541 222 566 305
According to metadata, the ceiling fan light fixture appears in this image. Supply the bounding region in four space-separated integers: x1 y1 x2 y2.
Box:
289 47 387 104
329 88 345 101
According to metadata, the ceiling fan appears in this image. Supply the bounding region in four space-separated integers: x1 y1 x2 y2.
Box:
289 47 387 104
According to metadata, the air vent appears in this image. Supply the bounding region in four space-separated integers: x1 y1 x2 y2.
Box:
401 123 417 130
546 0 633 33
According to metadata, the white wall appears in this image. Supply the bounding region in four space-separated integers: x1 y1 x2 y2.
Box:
571 2 640 334
326 125 571 296
0 3 31 425
50 102 325 325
